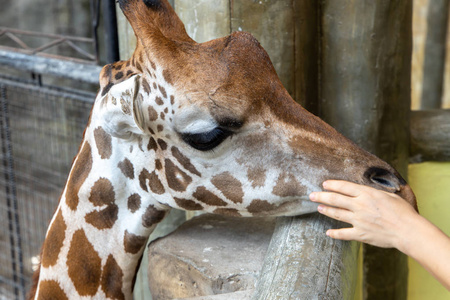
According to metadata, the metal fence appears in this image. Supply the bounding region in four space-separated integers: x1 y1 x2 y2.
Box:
0 1 115 297
0 76 95 299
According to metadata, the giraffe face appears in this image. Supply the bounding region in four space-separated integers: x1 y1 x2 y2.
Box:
96 0 416 217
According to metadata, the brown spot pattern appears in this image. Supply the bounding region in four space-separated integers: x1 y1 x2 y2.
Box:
155 96 164 106
101 255 125 300
37 280 68 300
157 139 167 150
247 167 266 188
142 205 166 228
66 142 93 210
272 172 305 197
88 178 115 206
41 210 66 268
148 171 165 194
118 158 134 179
115 72 124 80
211 172 244 204
128 193 141 213
85 205 119 230
171 147 201 177
135 61 143 72
120 98 131 115
124 230 147 254
139 169 165 194
94 127 112 159
165 159 192 192
139 169 151 192
67 229 102 296
247 199 276 214
174 197 204 211
148 106 158 121
142 78 151 94
147 137 158 151
162 69 173 85
170 95 175 105
155 159 162 170
193 186 227 206
86 178 118 229
157 124 164 132
213 208 241 217
158 85 167 98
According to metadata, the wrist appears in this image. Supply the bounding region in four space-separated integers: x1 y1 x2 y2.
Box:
393 211 425 256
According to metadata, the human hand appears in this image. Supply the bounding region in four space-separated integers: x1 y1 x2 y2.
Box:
309 180 419 249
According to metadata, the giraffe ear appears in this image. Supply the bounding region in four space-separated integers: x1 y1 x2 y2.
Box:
101 75 145 139
118 0 193 44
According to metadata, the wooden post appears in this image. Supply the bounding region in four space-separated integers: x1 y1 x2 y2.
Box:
174 0 230 43
410 109 450 162
319 1 413 299
421 0 449 109
253 216 359 299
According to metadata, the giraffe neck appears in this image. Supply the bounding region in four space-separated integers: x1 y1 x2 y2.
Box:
34 95 169 300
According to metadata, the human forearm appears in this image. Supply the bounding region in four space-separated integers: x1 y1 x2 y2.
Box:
398 215 450 291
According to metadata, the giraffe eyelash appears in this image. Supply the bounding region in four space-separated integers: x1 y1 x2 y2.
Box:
181 127 233 151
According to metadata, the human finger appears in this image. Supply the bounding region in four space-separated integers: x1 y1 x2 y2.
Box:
310 191 354 211
326 227 358 241
322 180 363 197
317 204 353 224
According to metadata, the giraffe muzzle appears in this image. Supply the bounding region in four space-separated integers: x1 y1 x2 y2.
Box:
364 166 417 211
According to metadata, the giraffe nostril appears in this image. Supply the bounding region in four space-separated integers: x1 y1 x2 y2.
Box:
364 167 402 192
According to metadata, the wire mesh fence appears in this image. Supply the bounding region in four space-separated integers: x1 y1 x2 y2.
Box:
0 77 94 299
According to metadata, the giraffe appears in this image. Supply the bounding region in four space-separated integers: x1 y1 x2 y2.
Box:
29 0 417 299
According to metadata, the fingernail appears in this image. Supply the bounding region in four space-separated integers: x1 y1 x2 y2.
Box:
323 181 328 189
317 205 324 212
309 193 316 201
326 230 331 237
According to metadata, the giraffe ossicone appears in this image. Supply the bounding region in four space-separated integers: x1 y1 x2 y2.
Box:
29 0 417 299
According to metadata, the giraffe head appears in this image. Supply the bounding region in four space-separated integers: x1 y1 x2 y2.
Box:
98 0 416 217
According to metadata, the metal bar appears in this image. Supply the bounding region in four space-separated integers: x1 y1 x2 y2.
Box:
32 38 66 54
4 32 30 50
90 0 101 64
0 26 98 62
0 45 96 64
0 26 95 43
102 0 120 63
64 40 97 61
0 49 102 84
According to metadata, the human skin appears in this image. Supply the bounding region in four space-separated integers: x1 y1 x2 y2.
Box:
309 180 450 291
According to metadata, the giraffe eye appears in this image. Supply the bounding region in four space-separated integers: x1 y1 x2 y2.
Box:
181 128 232 151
